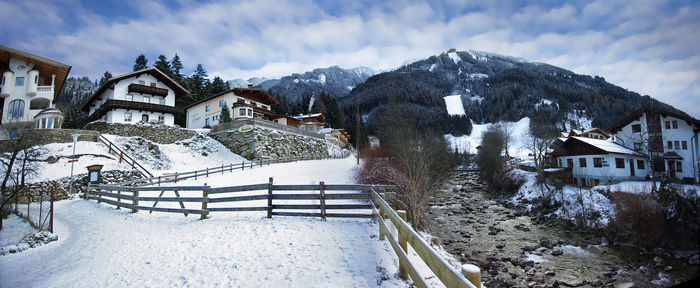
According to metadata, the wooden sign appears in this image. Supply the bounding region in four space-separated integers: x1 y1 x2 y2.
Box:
67 159 78 163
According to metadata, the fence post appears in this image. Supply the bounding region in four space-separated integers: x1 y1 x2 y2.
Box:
132 189 139 213
461 264 481 288
119 151 123 163
221 164 224 174
201 185 210 220
116 189 121 210
85 183 91 200
206 167 209 177
397 210 409 280
242 161 245 170
250 161 253 169
379 193 387 240
195 171 197 180
50 188 54 233
320 181 326 220
158 176 161 186
175 172 178 183
96 186 101 204
267 177 274 219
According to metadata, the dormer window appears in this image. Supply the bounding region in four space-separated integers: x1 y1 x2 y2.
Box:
150 82 156 87
139 80 145 85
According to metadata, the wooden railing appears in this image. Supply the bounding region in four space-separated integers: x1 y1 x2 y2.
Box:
84 180 394 220
98 134 154 178
114 154 346 186
371 187 482 288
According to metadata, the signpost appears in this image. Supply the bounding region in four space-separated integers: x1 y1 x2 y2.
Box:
68 134 80 195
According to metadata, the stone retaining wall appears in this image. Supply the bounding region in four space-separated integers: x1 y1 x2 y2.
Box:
210 127 329 160
12 170 142 202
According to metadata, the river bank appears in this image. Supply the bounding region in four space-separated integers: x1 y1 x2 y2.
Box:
427 172 698 287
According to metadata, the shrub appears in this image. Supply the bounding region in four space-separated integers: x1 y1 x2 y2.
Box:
609 192 668 248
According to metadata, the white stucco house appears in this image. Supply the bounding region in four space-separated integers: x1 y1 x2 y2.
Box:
82 68 188 126
608 107 700 183
551 136 648 186
184 85 286 129
0 45 71 140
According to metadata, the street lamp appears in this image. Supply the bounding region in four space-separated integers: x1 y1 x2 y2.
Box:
68 134 80 195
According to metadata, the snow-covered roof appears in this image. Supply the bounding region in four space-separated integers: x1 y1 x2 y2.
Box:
317 128 332 134
570 136 642 156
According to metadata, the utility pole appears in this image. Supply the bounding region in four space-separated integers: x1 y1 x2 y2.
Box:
355 94 360 165
68 134 79 195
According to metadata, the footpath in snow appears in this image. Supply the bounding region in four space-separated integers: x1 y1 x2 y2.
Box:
0 157 407 288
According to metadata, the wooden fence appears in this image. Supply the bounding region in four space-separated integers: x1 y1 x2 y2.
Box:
83 181 481 287
371 188 481 288
98 134 154 178
114 155 347 186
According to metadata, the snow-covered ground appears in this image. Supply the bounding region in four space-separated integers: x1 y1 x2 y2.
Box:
0 214 37 247
445 117 531 157
0 157 410 287
443 95 466 116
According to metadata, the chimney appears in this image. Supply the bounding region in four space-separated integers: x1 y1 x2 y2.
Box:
247 84 253 88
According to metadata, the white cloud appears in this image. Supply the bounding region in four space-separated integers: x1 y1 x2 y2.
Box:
4 0 699 117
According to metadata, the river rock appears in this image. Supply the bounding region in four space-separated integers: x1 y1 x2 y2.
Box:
545 270 556 276
522 245 538 252
551 248 563 256
539 239 552 248
614 282 635 288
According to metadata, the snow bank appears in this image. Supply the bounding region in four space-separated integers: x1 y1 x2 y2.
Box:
443 95 466 116
445 117 531 157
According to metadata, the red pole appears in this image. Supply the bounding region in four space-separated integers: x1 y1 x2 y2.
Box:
50 188 54 233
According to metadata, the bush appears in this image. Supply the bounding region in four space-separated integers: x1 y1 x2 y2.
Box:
609 192 668 248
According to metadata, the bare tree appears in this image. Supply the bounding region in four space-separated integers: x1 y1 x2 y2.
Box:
0 121 40 231
523 128 556 178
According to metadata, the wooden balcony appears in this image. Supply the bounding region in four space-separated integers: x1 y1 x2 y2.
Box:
87 99 183 123
128 83 168 96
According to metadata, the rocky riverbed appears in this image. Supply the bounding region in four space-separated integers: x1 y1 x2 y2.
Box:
427 172 698 287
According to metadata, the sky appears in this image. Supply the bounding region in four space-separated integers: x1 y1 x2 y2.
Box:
2 0 699 118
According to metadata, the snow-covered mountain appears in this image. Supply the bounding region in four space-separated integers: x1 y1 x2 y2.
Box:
238 66 375 101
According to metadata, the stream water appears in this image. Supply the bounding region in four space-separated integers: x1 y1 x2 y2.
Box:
427 172 698 287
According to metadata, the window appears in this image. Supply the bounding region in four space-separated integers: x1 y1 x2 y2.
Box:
672 120 678 129
309 127 315 131
615 158 625 168
579 158 587 168
567 158 573 168
40 118 47 128
676 161 683 172
150 82 156 87
262 105 268 110
159 98 165 105
124 112 132 122
558 158 562 167
665 121 670 129
591 179 600 186
682 141 688 150
205 105 211 112
637 160 644 170
573 178 578 185
247 109 252 116
143 96 150 103
674 141 680 149
125 94 133 101
10 128 18 139
15 77 24 86
667 141 673 149
632 124 641 133
142 114 149 122
7 99 24 119
237 98 245 103
205 118 210 126
219 100 224 107
593 157 602 168
239 108 246 116
300 127 306 131
139 80 145 85
249 102 257 107
47 117 53 128
634 142 642 151
213 115 219 121
158 115 164 123
34 75 38 84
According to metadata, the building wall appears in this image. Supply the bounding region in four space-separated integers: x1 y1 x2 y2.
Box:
185 92 274 129
103 108 174 126
87 72 177 126
555 154 648 185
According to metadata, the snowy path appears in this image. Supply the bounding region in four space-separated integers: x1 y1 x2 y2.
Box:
0 200 404 287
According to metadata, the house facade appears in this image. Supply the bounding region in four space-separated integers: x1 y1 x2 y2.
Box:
0 45 71 140
608 107 700 183
184 85 279 128
295 113 326 132
551 136 648 186
82 68 187 126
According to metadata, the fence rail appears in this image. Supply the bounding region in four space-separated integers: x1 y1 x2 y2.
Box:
98 134 153 178
114 155 346 186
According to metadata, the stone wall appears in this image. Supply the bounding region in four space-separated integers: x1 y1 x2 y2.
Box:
210 127 329 160
0 129 100 152
11 170 142 202
85 121 196 144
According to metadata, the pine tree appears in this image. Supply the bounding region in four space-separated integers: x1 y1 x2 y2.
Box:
170 53 183 82
99 71 112 87
209 76 229 94
220 102 232 123
133 54 148 71
186 64 210 101
153 55 172 77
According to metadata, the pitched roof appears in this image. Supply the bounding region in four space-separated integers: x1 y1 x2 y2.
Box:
0 45 71 100
607 107 700 133
81 68 188 112
570 136 643 156
183 87 278 109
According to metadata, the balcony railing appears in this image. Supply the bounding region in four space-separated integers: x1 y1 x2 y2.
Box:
37 86 53 93
128 84 168 96
87 99 184 123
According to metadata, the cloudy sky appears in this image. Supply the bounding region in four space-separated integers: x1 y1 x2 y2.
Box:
2 0 699 117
